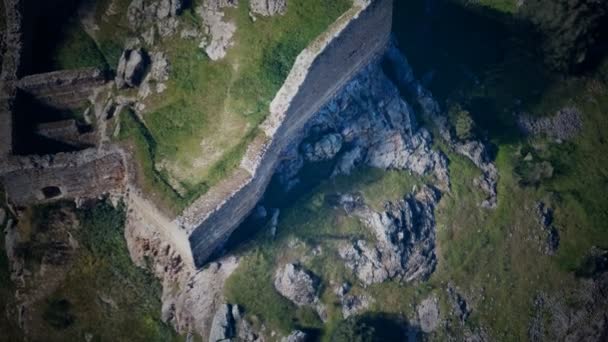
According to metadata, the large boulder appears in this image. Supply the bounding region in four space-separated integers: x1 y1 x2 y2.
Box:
274 263 320 306
250 0 287 16
115 49 147 89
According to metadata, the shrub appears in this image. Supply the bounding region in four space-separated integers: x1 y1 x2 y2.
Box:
449 105 476 141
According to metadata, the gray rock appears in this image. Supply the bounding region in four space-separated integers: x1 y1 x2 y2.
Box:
250 0 287 16
197 0 238 61
417 296 440 333
209 304 235 342
274 263 320 306
281 330 307 342
338 186 440 285
116 49 147 88
302 133 343 162
157 0 182 19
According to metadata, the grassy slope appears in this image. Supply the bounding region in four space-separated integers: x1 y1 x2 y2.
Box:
3 201 182 342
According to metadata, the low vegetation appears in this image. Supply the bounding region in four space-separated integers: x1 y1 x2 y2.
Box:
1 201 182 341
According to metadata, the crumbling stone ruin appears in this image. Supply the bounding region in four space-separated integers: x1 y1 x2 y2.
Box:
0 0 394 278
0 0 126 208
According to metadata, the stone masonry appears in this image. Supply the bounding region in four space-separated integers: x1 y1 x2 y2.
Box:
179 0 394 267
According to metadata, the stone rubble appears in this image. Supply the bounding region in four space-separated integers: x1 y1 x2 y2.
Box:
337 186 440 285
517 107 583 141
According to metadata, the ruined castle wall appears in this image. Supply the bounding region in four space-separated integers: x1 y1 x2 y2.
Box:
17 68 107 109
1 149 126 206
0 0 24 159
184 0 394 267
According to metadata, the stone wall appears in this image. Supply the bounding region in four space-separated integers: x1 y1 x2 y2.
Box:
181 0 394 267
1 148 126 207
17 67 107 109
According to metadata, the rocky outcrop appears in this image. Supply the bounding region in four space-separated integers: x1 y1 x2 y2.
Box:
196 0 238 61
337 186 440 285
250 0 287 17
417 296 440 333
116 49 148 89
518 107 582 141
275 62 449 194
274 263 320 306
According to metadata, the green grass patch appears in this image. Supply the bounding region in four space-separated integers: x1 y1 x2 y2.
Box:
49 19 108 71
25 201 183 341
